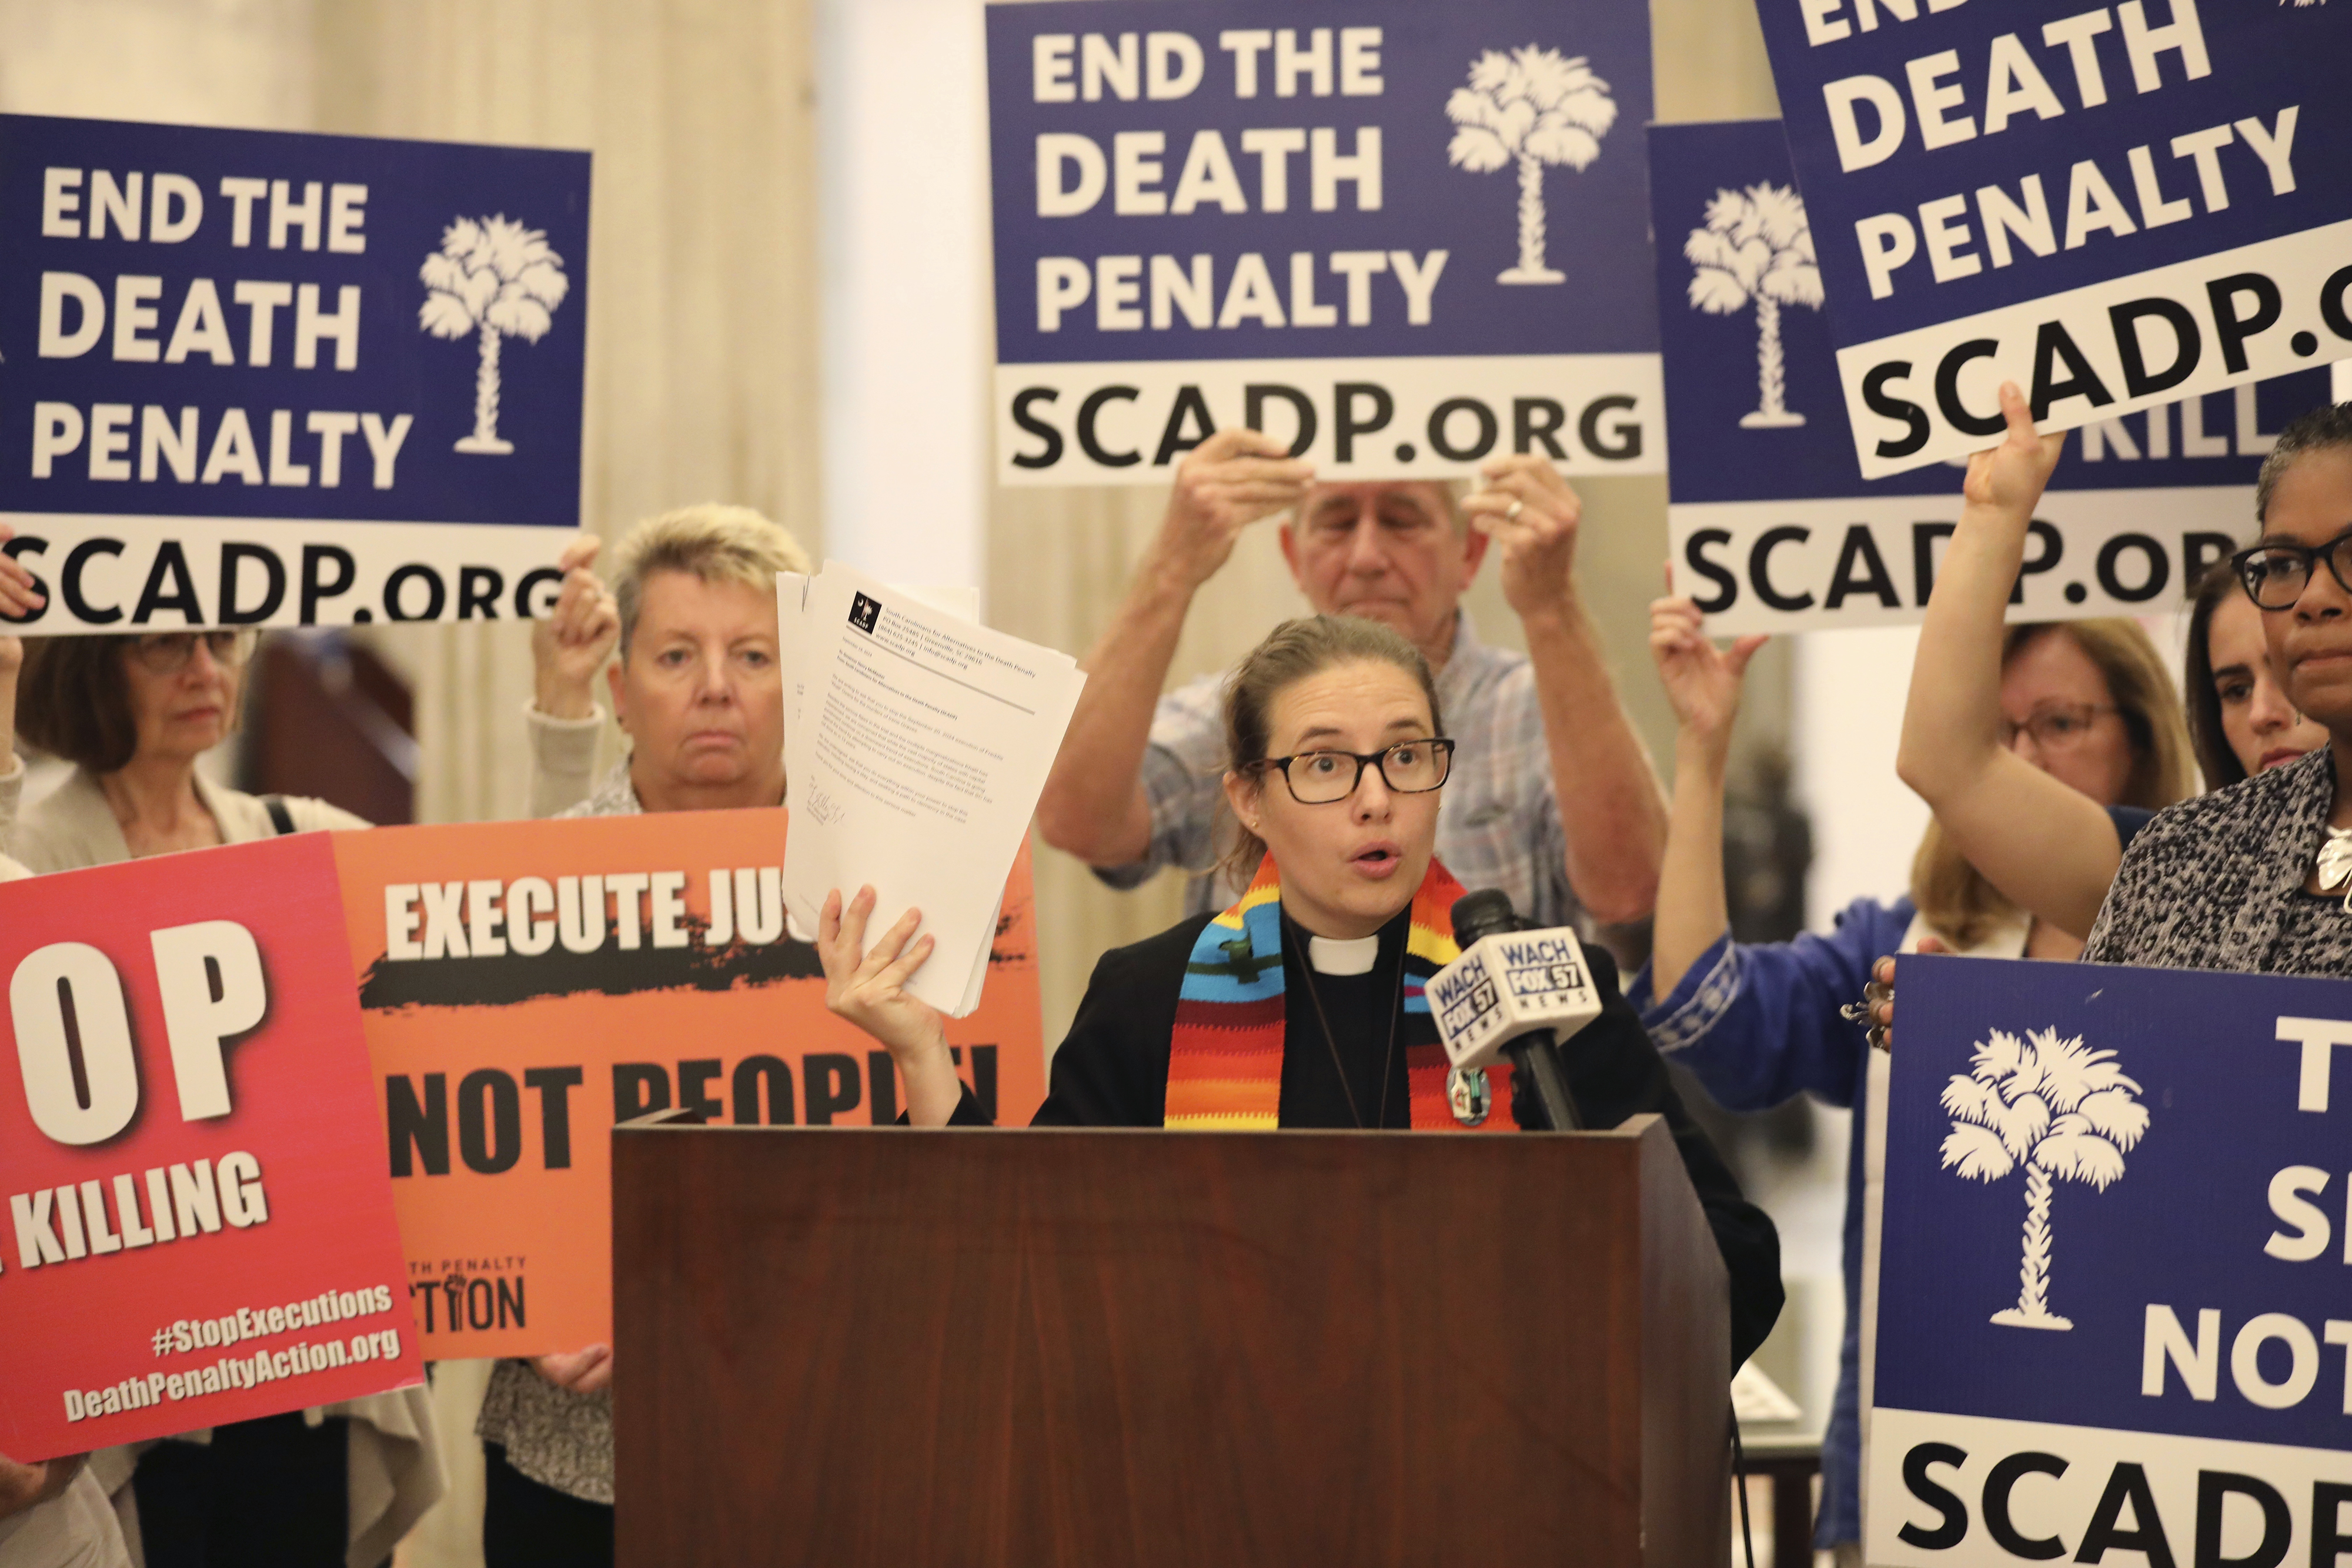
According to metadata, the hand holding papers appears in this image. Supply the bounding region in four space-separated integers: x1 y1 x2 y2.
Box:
781 564 1082 1016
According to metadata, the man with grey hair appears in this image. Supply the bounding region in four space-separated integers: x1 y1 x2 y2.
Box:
1037 428 1668 932
481 502 811 1567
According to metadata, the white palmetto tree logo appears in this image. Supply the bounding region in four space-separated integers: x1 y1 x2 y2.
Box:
419 216 570 456
1445 46 1615 286
1940 1028 2149 1330
1686 183 1823 429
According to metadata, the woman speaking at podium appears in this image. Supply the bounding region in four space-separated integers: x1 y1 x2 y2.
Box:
820 613 1784 1364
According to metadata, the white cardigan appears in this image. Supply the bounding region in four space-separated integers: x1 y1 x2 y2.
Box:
8 766 369 871
1 701 600 872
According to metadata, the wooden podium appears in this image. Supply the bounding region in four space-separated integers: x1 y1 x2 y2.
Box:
613 1113 1730 1567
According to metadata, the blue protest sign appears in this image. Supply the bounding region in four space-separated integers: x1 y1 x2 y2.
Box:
0 114 590 632
1750 0 2352 477
984 0 1661 484
1648 119 2330 632
1867 954 2352 1566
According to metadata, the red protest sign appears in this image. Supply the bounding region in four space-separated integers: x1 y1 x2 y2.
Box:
0 834 422 1462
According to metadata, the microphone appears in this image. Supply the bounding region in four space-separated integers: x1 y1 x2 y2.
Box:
1431 890 1600 1131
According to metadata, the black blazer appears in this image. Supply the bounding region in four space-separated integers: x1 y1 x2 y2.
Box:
950 912 1785 1366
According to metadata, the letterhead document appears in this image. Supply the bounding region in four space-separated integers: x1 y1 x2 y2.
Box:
781 563 1079 1015
780 573 982 823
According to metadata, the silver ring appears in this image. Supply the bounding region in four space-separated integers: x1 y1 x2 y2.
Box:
1505 498 1524 520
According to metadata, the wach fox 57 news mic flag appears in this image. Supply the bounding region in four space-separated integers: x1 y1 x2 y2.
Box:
1752 0 2352 477
0 113 589 633
0 837 423 1463
1868 956 2352 1567
984 0 1663 485
1646 118 2332 633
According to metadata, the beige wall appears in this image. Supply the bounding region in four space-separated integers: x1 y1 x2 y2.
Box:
0 0 315 129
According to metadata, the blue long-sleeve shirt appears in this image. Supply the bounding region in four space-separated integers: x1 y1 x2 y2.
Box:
1633 807 2150 1550
1628 895 1912 1550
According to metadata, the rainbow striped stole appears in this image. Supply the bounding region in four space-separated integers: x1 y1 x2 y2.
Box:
1164 854 1515 1132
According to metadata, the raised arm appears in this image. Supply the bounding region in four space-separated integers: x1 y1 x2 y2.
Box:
1034 430 1311 867
1895 383 2117 938
526 533 620 817
0 523 41 745
531 534 620 721
1646 583 1767 998
1463 457 1669 923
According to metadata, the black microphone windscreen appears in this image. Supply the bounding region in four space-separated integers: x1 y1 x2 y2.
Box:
1449 888 1520 950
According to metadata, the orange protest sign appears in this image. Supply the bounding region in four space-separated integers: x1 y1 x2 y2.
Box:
331 807 1044 1360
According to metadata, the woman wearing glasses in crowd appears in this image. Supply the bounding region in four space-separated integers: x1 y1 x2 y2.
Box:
818 612 1786 1368
2084 402 2352 972
1633 385 2194 1566
0 532 617 1568
2180 557 2328 790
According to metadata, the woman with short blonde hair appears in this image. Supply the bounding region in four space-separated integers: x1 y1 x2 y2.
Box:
542 503 812 821
607 503 811 655
477 502 814 1567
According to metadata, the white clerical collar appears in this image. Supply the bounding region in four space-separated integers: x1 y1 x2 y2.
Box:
1307 934 1380 975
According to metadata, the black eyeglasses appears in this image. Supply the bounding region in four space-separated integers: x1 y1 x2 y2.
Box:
131 630 257 674
2233 525 2352 611
1998 702 2117 751
1247 738 1455 805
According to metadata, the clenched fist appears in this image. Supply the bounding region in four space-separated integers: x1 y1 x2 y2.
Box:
532 534 620 720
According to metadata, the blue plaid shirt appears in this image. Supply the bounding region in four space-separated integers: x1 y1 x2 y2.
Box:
1094 613 1581 930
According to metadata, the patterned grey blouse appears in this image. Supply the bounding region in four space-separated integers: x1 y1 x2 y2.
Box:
474 760 642 1505
2083 747 2352 977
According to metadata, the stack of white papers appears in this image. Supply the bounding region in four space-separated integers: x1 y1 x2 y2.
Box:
777 563 1083 1017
